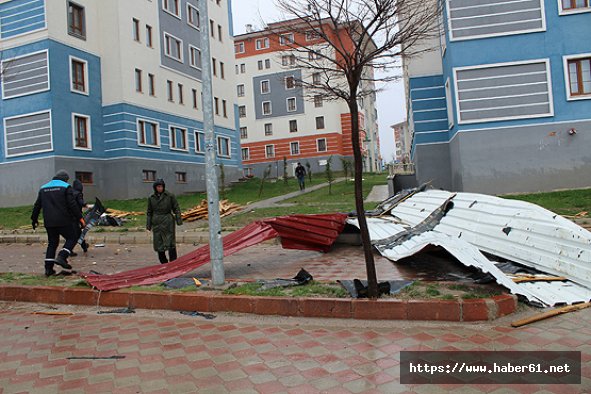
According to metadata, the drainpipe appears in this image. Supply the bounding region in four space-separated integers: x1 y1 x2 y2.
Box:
200 0 224 286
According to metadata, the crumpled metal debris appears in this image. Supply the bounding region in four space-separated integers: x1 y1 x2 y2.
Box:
339 279 413 298
258 268 313 290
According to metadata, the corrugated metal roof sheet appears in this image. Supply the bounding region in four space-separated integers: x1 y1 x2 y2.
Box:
389 190 591 289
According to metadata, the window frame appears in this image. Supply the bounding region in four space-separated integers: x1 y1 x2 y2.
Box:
563 53 591 100
558 0 591 14
317 138 327 152
137 118 161 148
262 101 272 115
189 45 202 69
69 56 88 95
217 136 231 158
289 119 298 133
132 18 141 42
148 73 155 96
187 3 200 29
279 33 294 46
135 68 143 93
285 75 296 90
256 37 270 50
163 32 184 63
237 84 245 97
146 25 153 47
194 130 205 154
235 42 245 54
75 171 93 185
67 1 86 39
314 95 323 107
72 113 91 151
265 144 275 158
169 125 189 152
142 170 157 182
287 97 297 112
260 79 271 94
264 123 273 136
175 172 187 183
241 147 250 161
239 105 247 118
315 116 325 129
240 127 248 139
290 141 300 155
162 0 181 19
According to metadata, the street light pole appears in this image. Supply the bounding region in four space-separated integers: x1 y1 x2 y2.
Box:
199 0 224 286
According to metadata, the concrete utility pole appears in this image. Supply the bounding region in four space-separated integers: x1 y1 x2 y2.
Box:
199 0 224 285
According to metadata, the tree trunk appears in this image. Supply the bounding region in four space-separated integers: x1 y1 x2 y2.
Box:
349 100 379 299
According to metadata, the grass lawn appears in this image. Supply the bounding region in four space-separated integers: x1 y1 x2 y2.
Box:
501 188 591 217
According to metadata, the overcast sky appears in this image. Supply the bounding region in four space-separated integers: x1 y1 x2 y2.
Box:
230 0 406 162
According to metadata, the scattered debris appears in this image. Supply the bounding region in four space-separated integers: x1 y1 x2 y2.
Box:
339 279 413 298
563 211 588 219
511 302 591 327
180 311 216 319
97 307 135 314
105 209 144 218
94 244 105 248
511 275 567 284
32 311 73 316
67 355 125 360
181 199 243 222
163 277 209 289
258 268 313 290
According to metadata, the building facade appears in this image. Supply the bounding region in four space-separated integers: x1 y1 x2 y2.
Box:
233 20 380 178
0 0 240 207
404 0 591 194
391 120 411 163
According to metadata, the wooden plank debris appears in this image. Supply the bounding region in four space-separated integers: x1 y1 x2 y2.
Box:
181 200 243 222
106 209 145 218
511 302 591 327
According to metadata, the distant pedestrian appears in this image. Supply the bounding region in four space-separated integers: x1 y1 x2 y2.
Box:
295 162 307 191
72 179 89 254
146 179 183 264
31 170 85 276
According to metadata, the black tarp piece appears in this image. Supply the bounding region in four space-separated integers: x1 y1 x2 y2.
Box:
78 198 106 244
180 311 216 319
258 268 313 290
339 279 414 298
163 278 209 289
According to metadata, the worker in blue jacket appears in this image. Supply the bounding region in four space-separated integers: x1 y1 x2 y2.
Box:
31 170 85 276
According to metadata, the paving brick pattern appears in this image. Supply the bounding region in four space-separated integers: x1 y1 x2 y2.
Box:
0 306 589 393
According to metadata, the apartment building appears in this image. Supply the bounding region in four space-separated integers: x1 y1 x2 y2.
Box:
404 0 591 194
0 0 240 206
233 20 380 178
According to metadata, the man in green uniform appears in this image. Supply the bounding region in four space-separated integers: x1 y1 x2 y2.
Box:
146 179 183 264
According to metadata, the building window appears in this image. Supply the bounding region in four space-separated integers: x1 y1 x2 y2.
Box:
308 50 320 61
218 25 223 41
282 55 296 66
222 100 228 117
220 62 225 79
210 20 215 37
164 33 183 62
445 78 454 128
138 119 159 147
290 142 300 155
285 76 295 89
68 2 85 39
212 58 217 76
312 72 321 84
279 33 294 45
195 131 204 153
258 60 263 70
289 119 298 133
262 101 272 115
146 25 153 47
214 97 219 115
73 114 90 150
237 84 245 97
306 30 319 41
239 105 246 118
187 3 200 29
241 148 249 161
561 0 590 11
142 170 157 182
167 80 174 101
287 97 297 112
192 88 198 109
70 58 88 94
566 55 591 99
240 63 246 73
265 144 275 158
235 42 245 53
135 69 143 92
176 172 187 183
217 136 230 157
261 80 270 94
264 123 273 136
315 116 325 129
163 0 180 17
256 37 269 50
142 75 152 98
317 138 327 152
265 59 271 69
178 84 184 104
75 171 93 184
189 46 201 69
170 126 188 151
314 95 323 107
240 127 248 139
133 18 140 41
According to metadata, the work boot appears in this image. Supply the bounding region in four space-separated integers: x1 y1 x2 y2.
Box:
55 250 73 270
169 248 178 262
81 241 89 253
158 251 168 264
44 260 56 277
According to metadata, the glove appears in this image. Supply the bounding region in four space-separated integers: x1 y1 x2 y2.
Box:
176 218 183 226
32 220 38 230
79 218 86 229
146 225 152 231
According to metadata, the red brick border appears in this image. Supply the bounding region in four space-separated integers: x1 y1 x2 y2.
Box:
0 285 517 321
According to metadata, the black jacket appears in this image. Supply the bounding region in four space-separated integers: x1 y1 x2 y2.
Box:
72 179 86 211
295 165 306 178
31 179 82 227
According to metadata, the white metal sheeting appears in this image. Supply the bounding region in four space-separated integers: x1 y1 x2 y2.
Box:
517 281 591 307
389 190 591 289
346 218 407 242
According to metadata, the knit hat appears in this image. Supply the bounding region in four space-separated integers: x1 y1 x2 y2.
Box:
53 170 70 182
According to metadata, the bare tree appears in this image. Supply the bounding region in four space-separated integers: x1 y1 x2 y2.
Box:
271 0 441 298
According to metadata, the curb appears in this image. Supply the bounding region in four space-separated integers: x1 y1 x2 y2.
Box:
0 285 517 321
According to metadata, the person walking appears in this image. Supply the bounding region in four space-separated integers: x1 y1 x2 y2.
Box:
146 179 183 264
72 179 89 254
31 170 85 276
295 162 307 191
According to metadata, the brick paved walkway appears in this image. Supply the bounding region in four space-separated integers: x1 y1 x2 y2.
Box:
0 302 589 393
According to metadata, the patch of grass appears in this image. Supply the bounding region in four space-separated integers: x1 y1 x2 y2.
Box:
0 273 75 287
425 285 441 297
441 294 455 300
448 284 471 292
223 282 286 297
502 188 591 216
290 281 348 298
